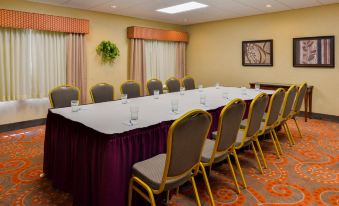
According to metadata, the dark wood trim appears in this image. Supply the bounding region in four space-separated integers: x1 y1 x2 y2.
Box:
127 26 188 42
0 118 46 133
298 112 339 122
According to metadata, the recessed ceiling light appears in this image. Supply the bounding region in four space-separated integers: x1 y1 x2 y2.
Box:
157 1 208 14
111 5 117 9
266 4 272 8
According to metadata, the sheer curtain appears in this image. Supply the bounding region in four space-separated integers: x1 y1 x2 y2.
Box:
0 28 66 101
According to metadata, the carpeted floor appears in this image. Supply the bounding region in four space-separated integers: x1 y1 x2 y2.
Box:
0 118 338 206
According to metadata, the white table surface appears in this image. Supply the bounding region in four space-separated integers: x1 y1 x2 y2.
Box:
50 87 274 135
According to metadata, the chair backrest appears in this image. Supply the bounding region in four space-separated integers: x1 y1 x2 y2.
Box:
281 85 298 119
215 99 246 152
120 80 141 99
49 85 80 108
166 77 180 93
90 83 114 103
146 79 163 95
293 82 308 114
164 110 212 178
182 76 195 90
265 88 286 127
244 93 269 138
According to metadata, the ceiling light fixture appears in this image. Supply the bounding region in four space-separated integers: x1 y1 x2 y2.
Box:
111 5 117 9
157 1 208 14
265 4 272 8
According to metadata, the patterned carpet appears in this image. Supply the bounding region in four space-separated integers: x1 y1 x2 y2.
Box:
0 118 338 206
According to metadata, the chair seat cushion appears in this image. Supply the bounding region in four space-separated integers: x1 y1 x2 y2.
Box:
132 154 191 191
201 139 228 164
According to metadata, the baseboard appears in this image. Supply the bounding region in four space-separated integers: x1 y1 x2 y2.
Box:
0 118 46 133
299 111 339 122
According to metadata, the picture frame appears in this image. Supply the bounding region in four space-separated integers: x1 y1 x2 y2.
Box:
293 36 335 68
242 39 273 66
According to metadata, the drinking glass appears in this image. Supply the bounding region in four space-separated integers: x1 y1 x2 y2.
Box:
154 90 159 99
241 86 247 95
71 100 79 112
200 94 207 105
121 94 128 104
198 84 203 92
216 82 220 89
180 87 185 95
255 84 260 91
171 99 179 113
130 105 139 121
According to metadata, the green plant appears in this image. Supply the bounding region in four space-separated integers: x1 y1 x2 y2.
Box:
96 41 120 63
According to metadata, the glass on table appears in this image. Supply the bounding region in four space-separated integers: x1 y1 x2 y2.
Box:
121 94 128 104
180 87 185 95
200 94 207 105
255 83 260 91
130 105 139 121
171 99 179 113
215 82 220 89
241 86 247 95
71 100 79 112
153 90 160 99
198 84 203 92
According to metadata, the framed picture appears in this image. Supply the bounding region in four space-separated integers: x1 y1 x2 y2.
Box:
242 39 273 66
293 36 335 68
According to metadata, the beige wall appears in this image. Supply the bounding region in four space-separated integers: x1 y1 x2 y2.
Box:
0 0 185 124
187 4 339 116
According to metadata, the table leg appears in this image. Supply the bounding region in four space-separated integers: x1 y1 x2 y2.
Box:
309 90 313 119
304 92 309 122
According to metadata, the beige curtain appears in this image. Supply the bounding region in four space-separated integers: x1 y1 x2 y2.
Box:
176 42 186 78
129 39 146 95
67 33 87 103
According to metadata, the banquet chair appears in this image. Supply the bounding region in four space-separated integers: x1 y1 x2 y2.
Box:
235 93 269 178
241 89 286 158
146 79 163 95
120 80 141 99
128 110 215 206
165 77 180 93
182 76 195 90
278 85 298 146
291 83 308 138
49 85 80 108
201 98 246 194
90 83 114 103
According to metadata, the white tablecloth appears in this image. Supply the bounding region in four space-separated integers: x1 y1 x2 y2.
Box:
50 87 274 135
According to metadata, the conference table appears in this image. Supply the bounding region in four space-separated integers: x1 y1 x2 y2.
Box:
43 86 274 206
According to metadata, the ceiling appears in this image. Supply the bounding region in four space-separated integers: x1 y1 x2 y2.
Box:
28 0 339 25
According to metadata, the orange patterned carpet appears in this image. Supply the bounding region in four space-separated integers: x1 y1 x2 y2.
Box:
0 118 338 206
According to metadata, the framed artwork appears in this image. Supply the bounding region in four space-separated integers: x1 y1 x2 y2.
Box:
293 36 335 68
242 39 273 66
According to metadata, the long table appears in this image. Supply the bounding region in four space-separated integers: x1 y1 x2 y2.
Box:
43 87 273 206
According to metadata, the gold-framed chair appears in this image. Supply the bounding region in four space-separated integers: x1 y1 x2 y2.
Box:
201 98 246 194
146 79 163 95
49 84 80 108
165 77 180 93
128 109 215 206
120 80 141 99
234 93 269 181
182 76 195 90
291 83 308 138
90 83 114 103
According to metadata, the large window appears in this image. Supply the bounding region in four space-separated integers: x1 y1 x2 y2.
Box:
0 28 66 101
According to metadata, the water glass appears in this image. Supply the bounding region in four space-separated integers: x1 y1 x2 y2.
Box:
216 82 220 89
241 86 247 95
121 94 128 104
200 94 207 105
198 84 203 92
130 105 139 121
154 90 159 99
171 99 179 113
255 84 260 91
180 87 185 95
71 100 79 112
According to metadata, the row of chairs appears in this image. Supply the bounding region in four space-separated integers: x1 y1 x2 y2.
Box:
128 83 307 206
49 76 195 108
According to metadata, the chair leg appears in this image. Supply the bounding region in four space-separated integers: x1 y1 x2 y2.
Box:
233 148 247 188
128 178 134 206
176 187 179 195
251 141 263 174
283 123 294 146
269 131 280 159
293 117 303 139
129 177 156 206
285 123 296 145
227 155 240 194
199 163 215 206
191 176 202 206
254 138 268 169
272 129 283 155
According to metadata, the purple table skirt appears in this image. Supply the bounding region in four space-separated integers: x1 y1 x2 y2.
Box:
43 102 250 206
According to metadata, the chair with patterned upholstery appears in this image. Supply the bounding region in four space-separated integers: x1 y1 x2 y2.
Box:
291 83 308 138
165 77 180 93
201 98 246 194
146 79 163 95
120 80 141 99
49 85 80 108
235 93 269 179
182 76 195 90
90 83 114 103
128 110 215 206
